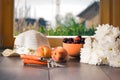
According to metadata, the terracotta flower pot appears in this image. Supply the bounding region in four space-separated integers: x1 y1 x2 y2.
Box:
63 43 83 57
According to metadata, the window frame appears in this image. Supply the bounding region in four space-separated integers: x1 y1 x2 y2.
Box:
0 0 119 48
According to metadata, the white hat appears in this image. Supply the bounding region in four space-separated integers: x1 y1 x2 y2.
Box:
14 30 50 54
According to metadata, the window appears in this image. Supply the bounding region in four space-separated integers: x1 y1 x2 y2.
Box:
14 0 100 36
1 0 120 48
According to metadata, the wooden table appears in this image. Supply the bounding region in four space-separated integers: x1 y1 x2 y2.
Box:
0 54 120 80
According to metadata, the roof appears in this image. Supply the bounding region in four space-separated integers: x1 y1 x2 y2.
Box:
77 1 100 20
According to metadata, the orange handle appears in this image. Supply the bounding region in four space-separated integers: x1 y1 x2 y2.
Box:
23 59 47 65
20 54 40 61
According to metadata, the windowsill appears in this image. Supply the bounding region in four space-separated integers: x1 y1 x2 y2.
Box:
47 36 94 47
14 35 94 47
46 36 94 38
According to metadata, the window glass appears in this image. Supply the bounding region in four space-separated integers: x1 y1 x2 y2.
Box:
14 0 100 36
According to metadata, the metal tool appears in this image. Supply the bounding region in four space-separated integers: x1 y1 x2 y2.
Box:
39 58 65 68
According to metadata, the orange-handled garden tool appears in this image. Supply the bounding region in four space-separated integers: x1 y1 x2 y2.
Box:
20 54 47 65
20 54 48 61
20 54 64 68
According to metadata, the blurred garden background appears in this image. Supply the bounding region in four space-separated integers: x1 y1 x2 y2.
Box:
14 0 100 36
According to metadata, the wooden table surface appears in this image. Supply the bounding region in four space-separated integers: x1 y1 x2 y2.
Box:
0 54 120 80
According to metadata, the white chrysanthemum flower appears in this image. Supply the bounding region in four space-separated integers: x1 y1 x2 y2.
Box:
95 24 112 40
107 54 120 67
80 37 92 63
80 24 120 67
90 45 108 65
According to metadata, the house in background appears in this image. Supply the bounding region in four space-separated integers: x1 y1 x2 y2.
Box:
77 1 100 28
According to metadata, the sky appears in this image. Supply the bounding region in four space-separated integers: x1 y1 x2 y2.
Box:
15 0 99 24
